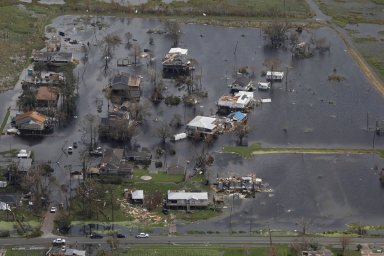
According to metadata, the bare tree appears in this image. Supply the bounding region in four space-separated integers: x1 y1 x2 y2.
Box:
128 101 150 121
340 236 351 255
156 122 172 144
170 114 183 128
21 164 55 210
233 123 251 146
101 33 121 72
145 190 163 211
81 114 99 150
124 32 132 49
263 21 290 48
164 20 181 47
132 43 142 66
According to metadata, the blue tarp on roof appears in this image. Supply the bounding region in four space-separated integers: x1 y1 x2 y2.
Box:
227 111 247 121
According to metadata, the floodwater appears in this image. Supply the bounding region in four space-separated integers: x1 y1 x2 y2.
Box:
1 15 384 233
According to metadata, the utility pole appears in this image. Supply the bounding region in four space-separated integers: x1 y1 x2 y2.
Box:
285 67 288 91
268 222 272 246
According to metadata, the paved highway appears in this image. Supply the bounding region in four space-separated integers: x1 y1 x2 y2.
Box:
1 235 383 247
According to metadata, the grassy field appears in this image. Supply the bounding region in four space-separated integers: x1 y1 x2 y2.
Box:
5 249 45 256
0 2 59 91
126 246 281 256
312 0 384 82
224 143 384 158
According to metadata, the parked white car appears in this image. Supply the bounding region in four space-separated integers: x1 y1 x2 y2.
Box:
50 206 57 213
136 233 149 238
257 82 271 91
53 238 66 245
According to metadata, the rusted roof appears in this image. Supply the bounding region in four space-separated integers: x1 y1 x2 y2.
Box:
128 75 141 87
36 86 59 101
14 111 47 124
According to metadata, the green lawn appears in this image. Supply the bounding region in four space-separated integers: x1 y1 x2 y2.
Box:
126 247 272 256
5 249 45 256
224 143 384 158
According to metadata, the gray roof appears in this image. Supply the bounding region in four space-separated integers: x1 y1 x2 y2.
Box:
112 74 129 90
187 116 217 130
64 249 86 256
132 190 144 200
168 190 208 200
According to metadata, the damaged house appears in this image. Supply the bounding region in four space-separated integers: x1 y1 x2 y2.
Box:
217 91 254 112
13 111 52 135
162 48 191 76
111 73 142 102
186 116 218 137
35 86 59 108
166 190 209 210
228 76 254 91
98 148 133 178
31 50 72 65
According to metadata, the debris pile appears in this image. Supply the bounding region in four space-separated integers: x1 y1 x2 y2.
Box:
118 199 162 223
213 174 272 194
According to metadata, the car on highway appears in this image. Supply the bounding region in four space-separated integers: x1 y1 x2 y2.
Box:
116 233 126 238
52 238 66 245
50 206 57 213
90 233 103 239
136 233 149 238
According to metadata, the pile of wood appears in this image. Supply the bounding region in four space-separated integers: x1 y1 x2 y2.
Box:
118 199 162 223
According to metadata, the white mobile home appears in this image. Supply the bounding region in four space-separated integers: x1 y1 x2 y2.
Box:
266 71 284 81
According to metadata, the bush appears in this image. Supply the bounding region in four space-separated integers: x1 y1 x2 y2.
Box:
155 161 162 168
164 96 181 106
0 230 10 237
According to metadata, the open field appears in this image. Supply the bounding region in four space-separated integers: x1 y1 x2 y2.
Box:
313 0 384 81
0 2 58 91
126 246 282 256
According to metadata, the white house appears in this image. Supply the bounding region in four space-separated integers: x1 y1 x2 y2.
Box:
186 116 218 136
266 71 284 81
167 190 208 208
217 91 253 110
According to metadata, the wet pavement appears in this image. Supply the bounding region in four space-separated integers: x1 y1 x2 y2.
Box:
1 14 384 234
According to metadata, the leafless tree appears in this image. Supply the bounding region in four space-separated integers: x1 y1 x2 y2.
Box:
101 33 121 72
21 164 55 210
145 190 163 211
124 31 132 49
164 20 181 47
156 122 172 144
80 114 99 150
340 236 351 255
263 21 290 48
233 123 251 146
128 101 151 121
132 43 142 66
170 114 183 128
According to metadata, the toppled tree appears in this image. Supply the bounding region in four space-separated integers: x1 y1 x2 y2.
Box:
263 22 290 48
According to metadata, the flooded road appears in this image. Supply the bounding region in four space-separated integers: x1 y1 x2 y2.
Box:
1 15 384 233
